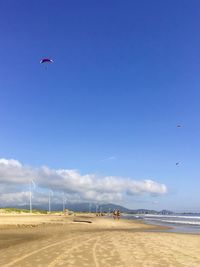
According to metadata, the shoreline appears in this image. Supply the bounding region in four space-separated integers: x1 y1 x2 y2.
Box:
124 214 200 235
1 213 199 235
0 212 197 237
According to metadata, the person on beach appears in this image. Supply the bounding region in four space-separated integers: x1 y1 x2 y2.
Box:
117 209 120 220
113 209 117 220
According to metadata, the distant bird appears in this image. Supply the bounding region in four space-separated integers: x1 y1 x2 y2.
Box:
176 162 180 166
177 124 182 128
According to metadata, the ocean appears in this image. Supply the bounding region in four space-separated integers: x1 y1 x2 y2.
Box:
123 214 200 234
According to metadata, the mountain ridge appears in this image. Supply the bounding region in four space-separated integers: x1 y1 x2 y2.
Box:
1 202 174 215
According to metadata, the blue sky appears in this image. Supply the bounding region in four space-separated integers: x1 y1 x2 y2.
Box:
1 0 200 211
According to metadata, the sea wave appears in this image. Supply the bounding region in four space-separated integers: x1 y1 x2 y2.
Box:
144 214 200 220
145 217 200 226
159 220 200 226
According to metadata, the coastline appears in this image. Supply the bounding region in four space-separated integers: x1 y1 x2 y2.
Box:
0 214 199 266
126 214 200 235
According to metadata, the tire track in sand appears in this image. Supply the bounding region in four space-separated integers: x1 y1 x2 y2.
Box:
47 236 98 267
92 237 100 267
4 233 90 267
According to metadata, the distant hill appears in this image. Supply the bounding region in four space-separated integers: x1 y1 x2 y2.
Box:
127 209 174 215
8 202 130 213
1 202 174 215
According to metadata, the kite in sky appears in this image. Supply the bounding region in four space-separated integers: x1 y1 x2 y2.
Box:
40 58 54 69
40 58 54 64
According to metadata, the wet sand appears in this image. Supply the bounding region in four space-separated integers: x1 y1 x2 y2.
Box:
0 214 200 266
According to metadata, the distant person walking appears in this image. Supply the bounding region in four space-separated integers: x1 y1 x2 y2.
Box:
117 209 121 220
113 209 117 220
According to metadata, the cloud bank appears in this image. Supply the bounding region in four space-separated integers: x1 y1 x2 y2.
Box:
0 158 167 206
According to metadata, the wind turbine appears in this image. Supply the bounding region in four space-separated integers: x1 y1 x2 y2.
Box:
29 179 36 213
89 203 92 213
63 194 67 212
48 190 53 213
62 194 65 212
96 203 99 214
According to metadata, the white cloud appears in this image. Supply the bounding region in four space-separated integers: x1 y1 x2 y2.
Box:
0 191 30 206
127 179 167 195
0 158 167 205
0 158 22 167
100 156 116 162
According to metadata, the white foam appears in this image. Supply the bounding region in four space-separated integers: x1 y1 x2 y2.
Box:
145 217 200 226
144 214 200 220
160 220 200 226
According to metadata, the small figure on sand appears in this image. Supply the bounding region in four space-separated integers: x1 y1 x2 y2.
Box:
113 209 120 220
117 209 120 220
113 209 117 220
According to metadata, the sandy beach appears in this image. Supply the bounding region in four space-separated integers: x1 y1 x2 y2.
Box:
0 214 199 267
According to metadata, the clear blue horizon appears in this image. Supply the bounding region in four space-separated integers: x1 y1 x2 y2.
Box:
1 1 200 212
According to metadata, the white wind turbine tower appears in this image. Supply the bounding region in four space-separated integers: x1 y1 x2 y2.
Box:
62 194 65 212
29 179 36 213
96 202 99 214
48 190 53 213
89 202 92 213
62 194 67 212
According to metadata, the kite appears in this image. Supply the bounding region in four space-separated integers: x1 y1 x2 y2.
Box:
40 58 53 64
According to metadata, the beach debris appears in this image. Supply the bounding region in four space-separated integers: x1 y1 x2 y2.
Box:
73 219 92 223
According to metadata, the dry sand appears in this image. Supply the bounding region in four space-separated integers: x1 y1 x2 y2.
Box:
0 214 199 267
